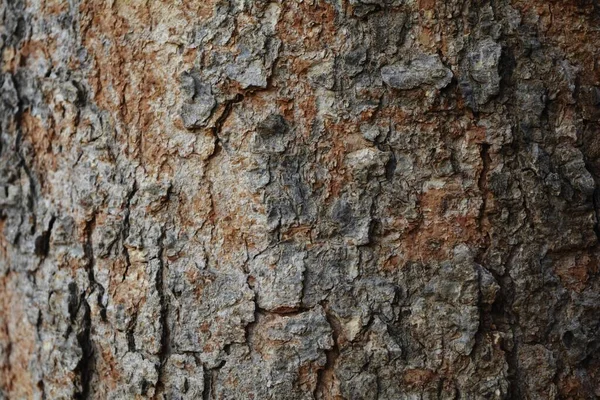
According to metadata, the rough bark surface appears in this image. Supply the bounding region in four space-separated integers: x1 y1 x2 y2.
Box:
1 0 600 399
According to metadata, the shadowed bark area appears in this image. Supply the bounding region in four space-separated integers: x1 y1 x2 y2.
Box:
1 0 600 399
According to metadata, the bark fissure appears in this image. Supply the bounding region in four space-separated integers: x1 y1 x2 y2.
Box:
155 228 170 396
121 181 137 282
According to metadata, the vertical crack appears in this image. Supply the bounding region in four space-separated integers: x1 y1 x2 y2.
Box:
592 187 600 241
154 228 170 397
126 311 138 352
74 299 92 400
121 181 137 282
202 365 212 400
34 215 55 258
75 214 98 399
477 142 491 252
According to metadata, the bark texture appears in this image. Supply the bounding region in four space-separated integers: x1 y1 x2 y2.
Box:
1 0 600 399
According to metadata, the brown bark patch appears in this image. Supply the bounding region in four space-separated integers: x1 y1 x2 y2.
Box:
0 275 37 399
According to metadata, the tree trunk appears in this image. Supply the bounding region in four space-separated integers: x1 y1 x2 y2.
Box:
1 0 600 399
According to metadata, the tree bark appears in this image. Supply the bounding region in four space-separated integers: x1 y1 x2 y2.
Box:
1 0 600 399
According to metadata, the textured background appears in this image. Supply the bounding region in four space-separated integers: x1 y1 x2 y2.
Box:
1 0 600 398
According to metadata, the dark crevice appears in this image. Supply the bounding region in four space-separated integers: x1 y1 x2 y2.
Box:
384 148 397 181
592 187 600 241
202 365 212 400
505 325 522 399
34 215 55 258
121 181 137 282
262 305 314 316
201 360 226 400
37 379 46 400
155 228 171 397
477 143 491 219
477 142 492 257
67 281 80 323
126 311 138 352
73 213 101 399
74 299 92 400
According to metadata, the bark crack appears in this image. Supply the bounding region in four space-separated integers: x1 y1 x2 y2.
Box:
121 180 137 282
155 228 170 397
34 214 55 259
75 214 98 399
